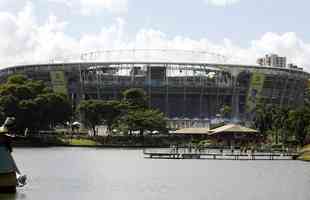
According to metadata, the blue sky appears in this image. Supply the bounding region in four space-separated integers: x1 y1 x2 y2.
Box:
0 0 309 70
126 0 310 45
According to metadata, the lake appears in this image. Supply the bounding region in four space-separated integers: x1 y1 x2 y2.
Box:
1 147 310 200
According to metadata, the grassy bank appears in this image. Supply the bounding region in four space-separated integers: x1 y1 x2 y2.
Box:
12 134 192 148
60 138 99 146
298 144 310 161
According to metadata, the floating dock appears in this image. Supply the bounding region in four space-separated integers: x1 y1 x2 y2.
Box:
143 148 298 160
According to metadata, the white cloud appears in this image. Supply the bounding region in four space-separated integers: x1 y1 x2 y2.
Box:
47 0 73 7
0 2 78 65
204 0 241 7
0 3 310 72
250 32 310 65
80 0 128 15
48 0 128 15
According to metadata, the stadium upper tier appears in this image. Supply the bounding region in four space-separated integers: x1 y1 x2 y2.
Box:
0 50 309 120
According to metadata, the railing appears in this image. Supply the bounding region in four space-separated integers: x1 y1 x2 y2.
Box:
143 148 298 160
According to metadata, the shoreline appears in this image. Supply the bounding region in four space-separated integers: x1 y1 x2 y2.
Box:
12 144 167 148
10 135 310 161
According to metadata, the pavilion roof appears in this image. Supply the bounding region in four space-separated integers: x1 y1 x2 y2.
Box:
208 124 259 135
172 127 210 135
171 124 259 136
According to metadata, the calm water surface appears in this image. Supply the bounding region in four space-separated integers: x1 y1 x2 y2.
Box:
1 147 310 200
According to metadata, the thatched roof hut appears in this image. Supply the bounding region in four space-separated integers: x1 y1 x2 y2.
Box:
208 124 259 146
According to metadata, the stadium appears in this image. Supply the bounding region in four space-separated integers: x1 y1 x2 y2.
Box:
0 49 309 122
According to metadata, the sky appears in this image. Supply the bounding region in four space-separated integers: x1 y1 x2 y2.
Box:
0 0 310 71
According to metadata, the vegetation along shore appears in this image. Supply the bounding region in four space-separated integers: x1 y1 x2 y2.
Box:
0 74 310 161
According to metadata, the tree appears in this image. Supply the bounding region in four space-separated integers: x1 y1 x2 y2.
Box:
7 74 27 85
0 95 19 117
77 100 104 136
35 93 72 128
120 88 168 136
18 99 40 132
101 100 123 134
288 107 310 144
77 100 127 135
123 109 167 136
0 74 72 134
253 102 273 139
122 88 148 109
220 105 232 119
271 107 290 144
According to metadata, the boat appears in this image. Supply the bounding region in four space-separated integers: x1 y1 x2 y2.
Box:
0 118 27 193
0 143 17 193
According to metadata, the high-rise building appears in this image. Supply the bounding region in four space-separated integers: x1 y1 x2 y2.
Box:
287 63 298 69
257 54 287 68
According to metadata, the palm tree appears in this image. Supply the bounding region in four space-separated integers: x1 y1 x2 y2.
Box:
272 107 290 144
288 107 310 145
254 102 273 139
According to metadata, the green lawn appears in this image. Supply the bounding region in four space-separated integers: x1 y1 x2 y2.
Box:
298 153 310 161
303 144 310 150
298 144 310 161
67 138 99 146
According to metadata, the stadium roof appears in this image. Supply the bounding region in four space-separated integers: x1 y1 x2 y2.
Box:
0 49 308 76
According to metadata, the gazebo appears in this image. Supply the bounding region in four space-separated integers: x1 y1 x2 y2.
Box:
208 124 260 147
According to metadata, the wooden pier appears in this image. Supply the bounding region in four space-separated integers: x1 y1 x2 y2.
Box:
143 148 298 160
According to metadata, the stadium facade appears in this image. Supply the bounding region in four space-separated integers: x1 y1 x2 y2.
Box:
0 49 309 121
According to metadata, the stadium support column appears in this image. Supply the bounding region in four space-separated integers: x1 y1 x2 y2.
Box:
199 66 204 118
230 69 240 120
79 63 86 100
113 64 117 99
270 76 276 105
148 65 151 108
165 64 169 117
183 65 187 118
215 72 220 116
290 76 299 106
290 75 299 107
280 74 289 108
232 76 239 120
96 68 101 99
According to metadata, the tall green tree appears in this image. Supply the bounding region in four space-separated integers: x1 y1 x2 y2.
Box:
288 107 310 144
272 107 290 144
77 100 104 136
36 93 72 127
122 88 148 108
253 102 273 138
220 105 232 119
77 100 126 135
101 100 124 134
123 109 167 136
0 74 72 134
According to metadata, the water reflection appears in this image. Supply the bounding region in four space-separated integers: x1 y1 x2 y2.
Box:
6 148 310 200
0 193 26 200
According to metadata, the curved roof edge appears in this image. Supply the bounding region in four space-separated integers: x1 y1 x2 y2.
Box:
0 61 309 76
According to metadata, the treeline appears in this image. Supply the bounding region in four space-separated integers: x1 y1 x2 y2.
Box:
253 99 310 145
0 75 167 136
77 88 168 136
1 75 310 145
0 75 72 134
